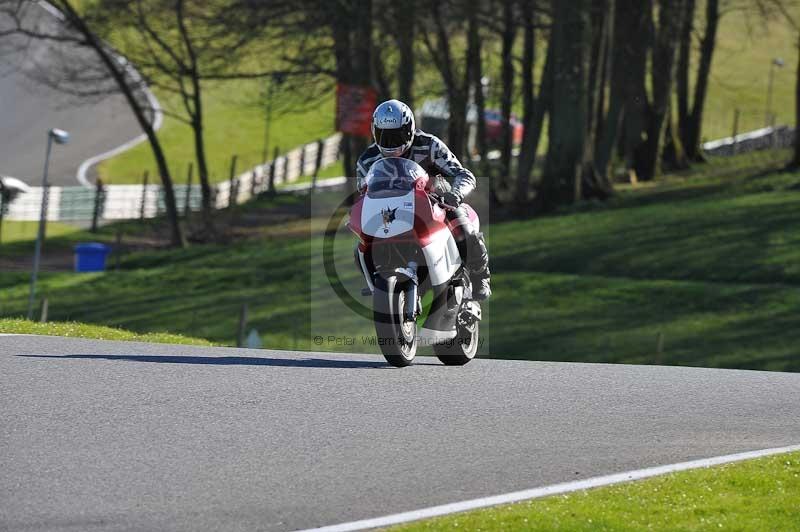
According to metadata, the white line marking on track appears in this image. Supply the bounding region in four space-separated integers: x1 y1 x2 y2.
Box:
75 78 163 187
299 444 800 532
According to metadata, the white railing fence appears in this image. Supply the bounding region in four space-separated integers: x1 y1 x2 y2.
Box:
3 126 796 223
2 133 343 222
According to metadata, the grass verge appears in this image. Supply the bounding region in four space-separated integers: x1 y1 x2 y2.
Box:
0 318 213 346
389 451 800 531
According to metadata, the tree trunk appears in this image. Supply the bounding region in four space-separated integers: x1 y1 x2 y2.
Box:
176 0 214 238
583 0 614 199
394 0 415 108
331 2 356 189
468 10 489 177
595 0 629 179
663 115 690 171
349 0 373 182
685 0 719 161
56 0 185 247
676 0 695 149
191 103 215 237
541 0 592 210
515 0 536 208
619 0 653 181
517 43 552 207
793 33 800 168
664 0 692 172
635 0 684 181
499 0 517 189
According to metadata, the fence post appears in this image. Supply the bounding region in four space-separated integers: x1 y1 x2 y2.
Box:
250 170 257 197
114 230 123 271
39 297 48 324
184 162 193 217
312 138 324 193
91 178 105 233
237 302 248 348
0 182 5 245
655 332 664 365
139 170 149 220
299 143 307 180
268 146 279 196
228 154 239 208
731 109 740 155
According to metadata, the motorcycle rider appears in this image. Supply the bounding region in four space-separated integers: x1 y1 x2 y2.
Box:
356 99 491 301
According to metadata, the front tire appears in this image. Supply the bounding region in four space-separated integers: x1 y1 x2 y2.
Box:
373 277 417 367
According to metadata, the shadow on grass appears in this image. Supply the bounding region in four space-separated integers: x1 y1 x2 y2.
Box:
486 272 800 372
18 354 393 369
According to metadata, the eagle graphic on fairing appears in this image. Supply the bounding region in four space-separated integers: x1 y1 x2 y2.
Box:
381 207 397 233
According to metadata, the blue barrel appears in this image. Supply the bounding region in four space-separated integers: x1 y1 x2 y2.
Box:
74 243 112 272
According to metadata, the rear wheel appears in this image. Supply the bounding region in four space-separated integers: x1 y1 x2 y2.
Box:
434 319 479 366
373 277 417 367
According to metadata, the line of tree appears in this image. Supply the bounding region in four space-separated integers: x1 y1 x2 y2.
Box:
254 0 799 212
2 0 799 246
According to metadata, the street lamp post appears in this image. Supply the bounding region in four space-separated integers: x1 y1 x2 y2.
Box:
766 57 785 127
27 128 69 320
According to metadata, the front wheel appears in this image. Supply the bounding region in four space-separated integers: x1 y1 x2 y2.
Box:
373 277 418 367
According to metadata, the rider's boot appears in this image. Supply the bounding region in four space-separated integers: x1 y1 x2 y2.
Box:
449 207 492 301
465 231 491 301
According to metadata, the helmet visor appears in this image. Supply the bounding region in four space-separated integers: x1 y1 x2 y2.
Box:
374 125 412 150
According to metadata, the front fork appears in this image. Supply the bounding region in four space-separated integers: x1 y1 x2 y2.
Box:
357 248 419 321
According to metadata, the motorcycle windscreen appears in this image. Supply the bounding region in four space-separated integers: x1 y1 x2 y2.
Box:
360 192 416 238
364 157 427 199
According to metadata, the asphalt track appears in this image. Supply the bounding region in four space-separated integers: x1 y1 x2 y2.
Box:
2 334 799 531
0 3 142 186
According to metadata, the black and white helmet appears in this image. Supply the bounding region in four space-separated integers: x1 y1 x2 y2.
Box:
372 99 415 158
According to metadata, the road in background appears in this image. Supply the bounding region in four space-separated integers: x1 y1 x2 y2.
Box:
2 335 799 531
0 3 144 186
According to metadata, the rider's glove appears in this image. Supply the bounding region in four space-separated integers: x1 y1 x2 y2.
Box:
442 190 463 208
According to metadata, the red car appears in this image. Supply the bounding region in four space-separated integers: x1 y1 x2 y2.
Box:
484 110 524 147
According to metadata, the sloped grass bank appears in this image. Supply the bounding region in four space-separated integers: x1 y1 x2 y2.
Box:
2 151 800 371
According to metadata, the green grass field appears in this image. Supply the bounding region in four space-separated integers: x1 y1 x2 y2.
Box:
99 81 336 185
0 318 212 345
1 149 799 372
0 221 88 244
390 451 800 531
94 9 797 184
702 10 797 140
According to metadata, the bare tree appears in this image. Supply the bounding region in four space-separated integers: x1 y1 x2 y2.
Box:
515 3 552 210
677 0 720 163
794 33 800 168
419 0 472 161
635 0 687 181
0 0 186 246
100 0 291 238
497 0 517 189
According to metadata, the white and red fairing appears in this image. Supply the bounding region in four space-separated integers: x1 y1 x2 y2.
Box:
348 160 479 287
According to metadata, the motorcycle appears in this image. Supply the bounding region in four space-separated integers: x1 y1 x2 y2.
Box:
347 157 482 367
